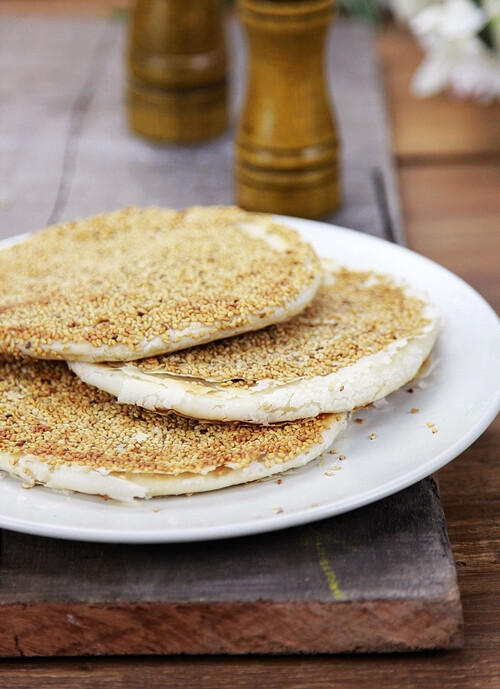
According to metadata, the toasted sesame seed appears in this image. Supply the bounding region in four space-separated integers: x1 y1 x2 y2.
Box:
131 266 433 384
411 408 419 414
0 359 337 477
369 433 377 440
0 206 321 361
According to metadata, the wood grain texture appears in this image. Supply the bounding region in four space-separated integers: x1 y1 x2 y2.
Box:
0 425 496 669
1 650 499 689
235 0 340 218
0 0 131 15
0 599 462 657
0 11 497 686
377 24 500 164
0 15 403 243
127 0 228 142
400 163 500 310
0 430 496 684
0 478 462 656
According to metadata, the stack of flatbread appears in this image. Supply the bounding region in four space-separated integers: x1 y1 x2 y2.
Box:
0 206 439 501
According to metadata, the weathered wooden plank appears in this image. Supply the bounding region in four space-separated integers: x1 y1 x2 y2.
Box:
0 17 116 238
0 478 455 604
0 15 403 243
401 163 500 308
0 14 461 658
0 16 495 685
1 652 498 689
0 478 462 656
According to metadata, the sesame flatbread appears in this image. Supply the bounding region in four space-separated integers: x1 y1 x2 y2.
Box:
0 358 347 501
0 206 322 362
70 263 439 424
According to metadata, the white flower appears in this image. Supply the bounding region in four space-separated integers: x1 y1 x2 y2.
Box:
385 0 436 22
449 49 500 100
388 0 500 100
410 0 488 41
411 34 500 100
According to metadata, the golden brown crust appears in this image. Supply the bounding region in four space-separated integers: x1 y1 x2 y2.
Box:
0 358 337 476
0 206 321 361
130 267 433 385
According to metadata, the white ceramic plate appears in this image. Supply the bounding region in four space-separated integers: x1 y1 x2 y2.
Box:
0 218 498 543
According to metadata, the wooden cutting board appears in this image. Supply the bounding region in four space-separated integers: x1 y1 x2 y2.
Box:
0 13 462 656
0 477 462 656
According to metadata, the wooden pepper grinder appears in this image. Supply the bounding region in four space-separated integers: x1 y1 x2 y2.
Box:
127 0 228 143
235 0 341 218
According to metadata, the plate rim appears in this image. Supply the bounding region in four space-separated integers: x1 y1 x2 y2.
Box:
0 216 498 543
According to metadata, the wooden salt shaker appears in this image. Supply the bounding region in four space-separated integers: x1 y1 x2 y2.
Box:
235 0 341 218
127 0 228 142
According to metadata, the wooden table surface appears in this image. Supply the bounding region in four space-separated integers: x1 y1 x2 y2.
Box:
0 3 499 687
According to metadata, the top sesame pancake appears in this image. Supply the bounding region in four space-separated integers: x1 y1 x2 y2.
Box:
69 262 440 424
0 206 322 362
0 358 346 501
